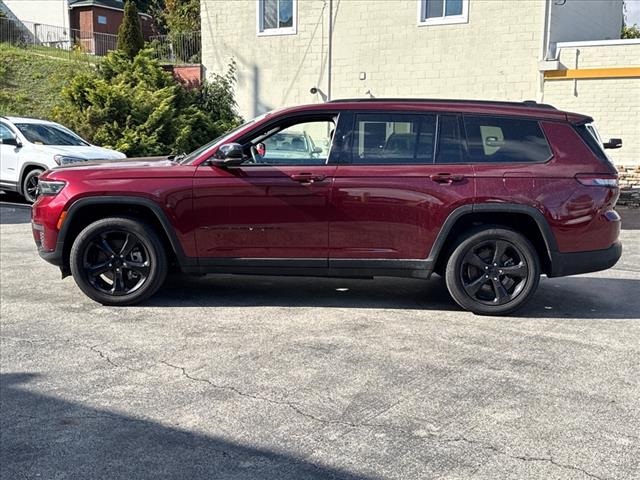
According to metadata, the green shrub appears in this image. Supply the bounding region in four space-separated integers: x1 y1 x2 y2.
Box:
52 49 241 157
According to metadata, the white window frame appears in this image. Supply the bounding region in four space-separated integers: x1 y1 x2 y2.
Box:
256 0 297 37
417 0 469 27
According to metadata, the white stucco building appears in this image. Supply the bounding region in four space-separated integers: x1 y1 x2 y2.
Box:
199 0 638 164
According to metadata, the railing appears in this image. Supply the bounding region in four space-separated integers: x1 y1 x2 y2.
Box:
0 17 118 60
1 17 202 65
148 31 201 64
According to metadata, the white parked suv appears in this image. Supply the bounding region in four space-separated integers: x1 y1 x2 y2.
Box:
0 117 126 202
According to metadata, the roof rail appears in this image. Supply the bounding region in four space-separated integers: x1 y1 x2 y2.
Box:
326 98 557 110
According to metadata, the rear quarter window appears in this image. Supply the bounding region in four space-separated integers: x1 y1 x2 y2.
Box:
573 124 612 166
463 116 552 163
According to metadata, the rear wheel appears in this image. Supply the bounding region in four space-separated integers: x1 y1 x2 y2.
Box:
70 217 168 306
445 228 540 315
22 168 44 203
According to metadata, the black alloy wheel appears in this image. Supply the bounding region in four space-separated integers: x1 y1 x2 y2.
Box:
83 230 151 296
70 217 168 306
23 169 44 203
445 228 540 315
459 239 528 306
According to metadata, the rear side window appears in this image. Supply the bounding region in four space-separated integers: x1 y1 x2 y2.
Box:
463 116 551 163
350 113 436 164
574 124 611 165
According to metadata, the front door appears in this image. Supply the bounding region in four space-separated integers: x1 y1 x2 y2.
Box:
329 112 475 264
193 116 338 263
0 123 20 186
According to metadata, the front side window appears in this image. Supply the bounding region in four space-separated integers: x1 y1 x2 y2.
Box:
350 113 436 165
257 0 296 35
248 119 334 165
463 116 552 163
0 123 14 142
15 123 89 146
419 0 468 26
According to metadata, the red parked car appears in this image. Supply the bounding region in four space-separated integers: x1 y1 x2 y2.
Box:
31 99 622 315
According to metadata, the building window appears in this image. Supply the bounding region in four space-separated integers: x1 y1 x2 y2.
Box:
418 0 469 26
257 0 296 36
97 15 107 25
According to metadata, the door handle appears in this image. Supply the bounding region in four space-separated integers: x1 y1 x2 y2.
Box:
430 173 465 184
290 173 326 183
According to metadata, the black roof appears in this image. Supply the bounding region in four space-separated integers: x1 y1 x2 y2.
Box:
327 98 557 110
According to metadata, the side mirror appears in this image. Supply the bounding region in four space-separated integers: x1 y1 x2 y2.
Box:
1 137 21 147
603 138 622 149
210 143 245 166
312 146 323 154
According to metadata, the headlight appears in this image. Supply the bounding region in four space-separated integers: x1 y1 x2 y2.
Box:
54 155 85 165
38 180 66 196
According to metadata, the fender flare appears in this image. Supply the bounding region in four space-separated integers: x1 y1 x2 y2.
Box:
57 196 191 264
427 203 558 263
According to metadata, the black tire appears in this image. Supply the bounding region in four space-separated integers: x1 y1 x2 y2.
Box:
70 217 168 306
445 227 540 315
22 168 44 203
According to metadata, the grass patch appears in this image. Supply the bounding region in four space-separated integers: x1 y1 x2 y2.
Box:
0 43 93 119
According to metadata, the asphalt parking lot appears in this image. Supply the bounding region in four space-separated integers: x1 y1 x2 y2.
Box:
1 194 639 480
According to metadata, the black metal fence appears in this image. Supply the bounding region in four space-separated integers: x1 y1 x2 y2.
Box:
0 17 117 60
0 17 201 65
148 31 201 64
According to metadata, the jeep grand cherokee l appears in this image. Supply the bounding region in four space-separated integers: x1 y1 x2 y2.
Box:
31 99 622 315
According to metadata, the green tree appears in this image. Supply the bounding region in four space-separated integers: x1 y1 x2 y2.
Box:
117 0 145 59
622 24 640 39
52 49 241 157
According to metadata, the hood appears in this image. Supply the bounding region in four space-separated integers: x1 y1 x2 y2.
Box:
36 144 126 160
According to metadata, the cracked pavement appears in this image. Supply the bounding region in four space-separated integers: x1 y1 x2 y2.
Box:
1 199 639 479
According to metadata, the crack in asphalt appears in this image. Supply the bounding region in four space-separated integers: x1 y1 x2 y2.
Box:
160 362 609 480
448 437 608 480
0 335 619 480
89 344 143 372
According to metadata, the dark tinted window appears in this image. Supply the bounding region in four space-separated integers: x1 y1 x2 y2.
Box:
436 115 466 163
574 125 611 165
351 113 436 164
463 116 551 163
15 123 88 146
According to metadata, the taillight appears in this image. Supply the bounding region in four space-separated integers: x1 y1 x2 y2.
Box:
575 174 618 187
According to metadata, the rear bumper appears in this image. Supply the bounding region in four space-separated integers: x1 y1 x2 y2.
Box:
548 241 622 277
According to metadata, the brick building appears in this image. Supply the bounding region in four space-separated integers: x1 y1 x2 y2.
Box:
201 0 639 168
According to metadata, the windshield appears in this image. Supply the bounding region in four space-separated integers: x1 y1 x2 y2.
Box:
178 113 270 164
15 123 89 146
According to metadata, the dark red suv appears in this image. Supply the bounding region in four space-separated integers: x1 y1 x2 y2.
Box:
31 99 622 314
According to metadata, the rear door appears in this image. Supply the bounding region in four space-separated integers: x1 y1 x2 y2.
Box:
329 112 475 265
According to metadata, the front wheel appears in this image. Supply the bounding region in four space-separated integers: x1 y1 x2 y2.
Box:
70 217 168 306
22 168 44 203
445 228 540 315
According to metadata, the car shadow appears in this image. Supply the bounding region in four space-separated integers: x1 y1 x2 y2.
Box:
1 372 376 480
148 274 640 320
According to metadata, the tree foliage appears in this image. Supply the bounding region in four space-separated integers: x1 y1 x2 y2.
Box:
117 0 145 59
52 49 241 157
147 0 199 34
622 24 640 39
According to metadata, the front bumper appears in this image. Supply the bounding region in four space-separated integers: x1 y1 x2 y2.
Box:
548 241 622 277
